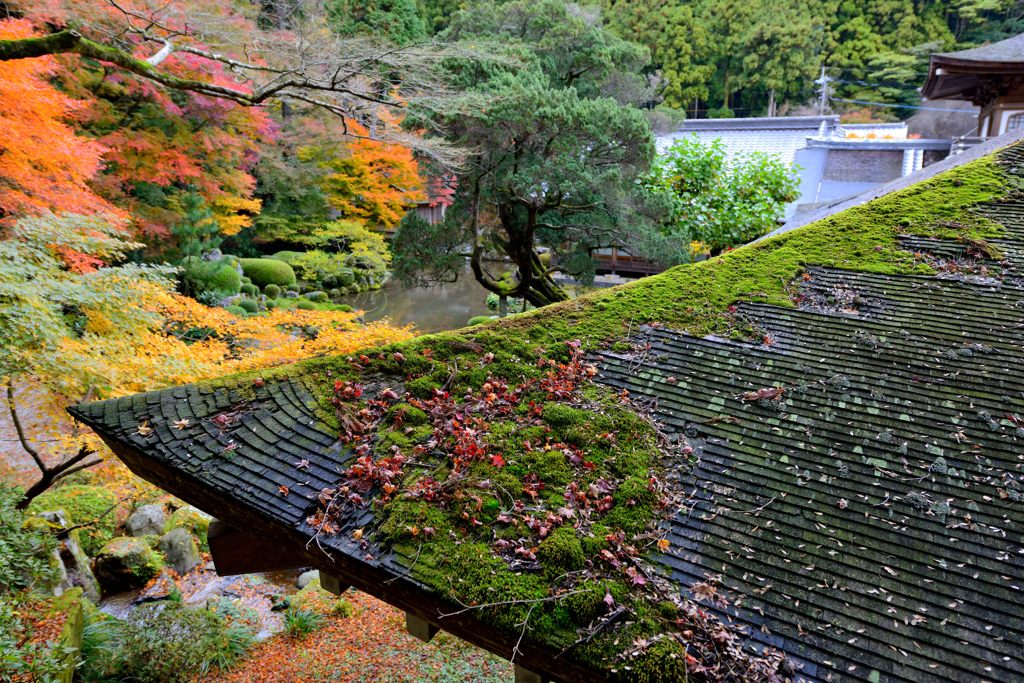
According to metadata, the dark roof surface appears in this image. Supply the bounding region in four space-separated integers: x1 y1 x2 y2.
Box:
71 141 1024 682
922 34 1024 101
934 32 1024 64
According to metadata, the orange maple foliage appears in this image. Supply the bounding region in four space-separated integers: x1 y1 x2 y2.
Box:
0 19 118 220
318 117 426 228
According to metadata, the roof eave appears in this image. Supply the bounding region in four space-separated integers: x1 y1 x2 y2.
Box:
69 405 607 683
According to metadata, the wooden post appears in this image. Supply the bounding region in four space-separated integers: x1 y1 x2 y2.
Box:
405 612 439 643
514 664 548 683
318 572 350 595
208 519 305 576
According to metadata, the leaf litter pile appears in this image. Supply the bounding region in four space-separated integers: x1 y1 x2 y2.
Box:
305 340 788 681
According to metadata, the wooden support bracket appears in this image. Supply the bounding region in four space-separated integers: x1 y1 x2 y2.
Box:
318 571 350 595
514 664 549 683
208 519 304 576
405 612 439 643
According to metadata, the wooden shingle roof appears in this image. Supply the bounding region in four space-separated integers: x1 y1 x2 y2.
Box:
70 141 1024 682
922 33 1024 102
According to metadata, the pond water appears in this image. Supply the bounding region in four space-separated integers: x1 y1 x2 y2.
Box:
340 271 494 333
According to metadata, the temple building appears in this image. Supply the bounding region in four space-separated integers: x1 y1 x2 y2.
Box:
73 131 1024 682
923 32 1024 138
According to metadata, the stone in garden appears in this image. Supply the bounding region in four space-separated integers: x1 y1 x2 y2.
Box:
158 527 201 575
93 536 163 594
34 510 102 602
126 504 165 536
135 570 177 603
296 569 319 589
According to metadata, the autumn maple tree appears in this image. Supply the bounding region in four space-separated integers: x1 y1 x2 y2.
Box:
0 19 117 220
316 118 426 228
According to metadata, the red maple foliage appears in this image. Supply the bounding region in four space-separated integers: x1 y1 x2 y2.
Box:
0 19 118 220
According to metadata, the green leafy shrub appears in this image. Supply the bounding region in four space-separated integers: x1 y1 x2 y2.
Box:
306 290 329 303
0 594 69 681
269 250 302 264
180 258 241 299
239 257 296 287
1 485 58 594
265 298 278 310
292 250 372 289
337 267 356 287
240 283 258 296
263 283 281 298
641 136 799 255
79 602 256 683
236 299 259 314
28 483 117 556
336 304 353 312
224 305 247 316
296 300 316 310
284 607 325 638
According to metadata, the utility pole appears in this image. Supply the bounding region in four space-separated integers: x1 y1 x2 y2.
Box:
814 66 833 115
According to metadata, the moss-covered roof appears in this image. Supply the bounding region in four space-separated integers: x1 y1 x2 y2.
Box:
70 141 1024 682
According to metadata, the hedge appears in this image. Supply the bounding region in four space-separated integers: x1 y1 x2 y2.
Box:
181 260 241 298
239 258 296 288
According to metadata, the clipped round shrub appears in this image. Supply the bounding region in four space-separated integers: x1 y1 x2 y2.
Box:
265 299 278 310
263 283 281 299
28 484 118 556
296 300 316 310
338 268 356 287
270 250 302 265
224 305 248 317
240 283 258 296
239 258 296 288
181 260 241 299
240 276 252 285
328 288 341 299
236 299 259 314
336 304 353 313
286 284 300 293
306 290 329 303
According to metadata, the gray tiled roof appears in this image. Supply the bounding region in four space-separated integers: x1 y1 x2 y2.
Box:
71 139 1024 682
936 32 1024 63
655 117 833 165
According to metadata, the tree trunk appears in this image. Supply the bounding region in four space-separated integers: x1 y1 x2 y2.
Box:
6 382 101 510
498 295 508 318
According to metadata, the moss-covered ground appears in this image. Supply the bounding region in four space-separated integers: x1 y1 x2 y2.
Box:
192 148 1018 679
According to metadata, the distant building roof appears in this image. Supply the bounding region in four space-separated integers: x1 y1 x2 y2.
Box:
657 117 953 217
933 32 1024 64
772 127 1024 238
922 33 1024 102
655 116 837 165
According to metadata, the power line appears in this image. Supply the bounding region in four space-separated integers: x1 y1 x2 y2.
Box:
830 97 977 113
834 77 922 91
